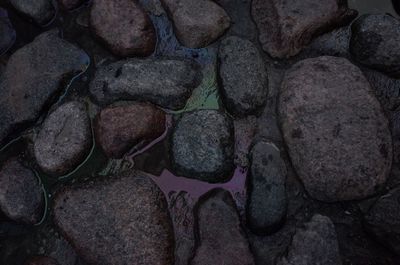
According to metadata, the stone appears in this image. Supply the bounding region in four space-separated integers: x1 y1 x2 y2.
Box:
171 110 234 183
0 160 44 224
0 9 16 55
95 102 166 158
247 141 287 234
350 14 400 77
53 170 174 265
251 0 357 58
89 58 201 110
90 0 156 57
218 36 268 117
277 215 342 265
161 0 230 48
25 256 59 265
58 0 84 10
301 26 351 58
364 187 400 255
278 56 392 202
34 101 92 177
0 30 89 146
190 189 255 265
9 0 56 26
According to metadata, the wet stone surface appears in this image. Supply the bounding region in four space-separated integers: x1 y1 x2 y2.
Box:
218 36 268 117
251 0 357 58
34 101 92 177
161 0 230 48
0 0 400 264
53 170 174 265
171 110 234 183
191 189 254 265
8 0 56 26
350 14 400 77
90 0 156 57
95 102 166 158
0 30 89 147
277 215 342 265
247 141 287 235
89 58 202 110
0 159 43 225
278 56 392 202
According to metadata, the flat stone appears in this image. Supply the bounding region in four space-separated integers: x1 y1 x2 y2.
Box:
161 0 230 48
0 9 16 55
247 141 287 234
0 30 89 146
251 0 357 58
218 36 268 117
95 102 166 158
190 189 255 265
58 0 84 10
350 14 400 77
364 187 400 255
278 56 392 202
171 110 234 183
34 101 92 177
89 58 201 110
53 170 174 265
90 0 156 57
277 215 342 265
9 0 56 26
25 256 59 265
0 160 44 224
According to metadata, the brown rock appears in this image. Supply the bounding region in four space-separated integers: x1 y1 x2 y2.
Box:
0 160 44 224
90 0 156 57
278 56 392 201
251 0 357 58
161 0 230 48
95 102 166 158
53 170 174 265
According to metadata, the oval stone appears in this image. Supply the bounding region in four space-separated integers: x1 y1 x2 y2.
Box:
278 56 392 202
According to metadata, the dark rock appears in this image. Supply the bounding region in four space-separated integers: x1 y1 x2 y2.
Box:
364 187 400 255
34 101 92 177
58 0 84 10
0 8 16 55
0 30 89 146
161 0 230 48
390 109 400 164
233 116 257 167
277 215 342 265
95 102 166 158
90 0 156 57
362 67 400 112
9 0 56 26
171 110 234 183
218 36 268 117
247 141 287 234
53 170 174 265
251 0 357 58
350 14 400 77
89 58 201 110
278 56 392 202
0 160 44 224
191 189 255 265
25 256 59 265
301 26 351 58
